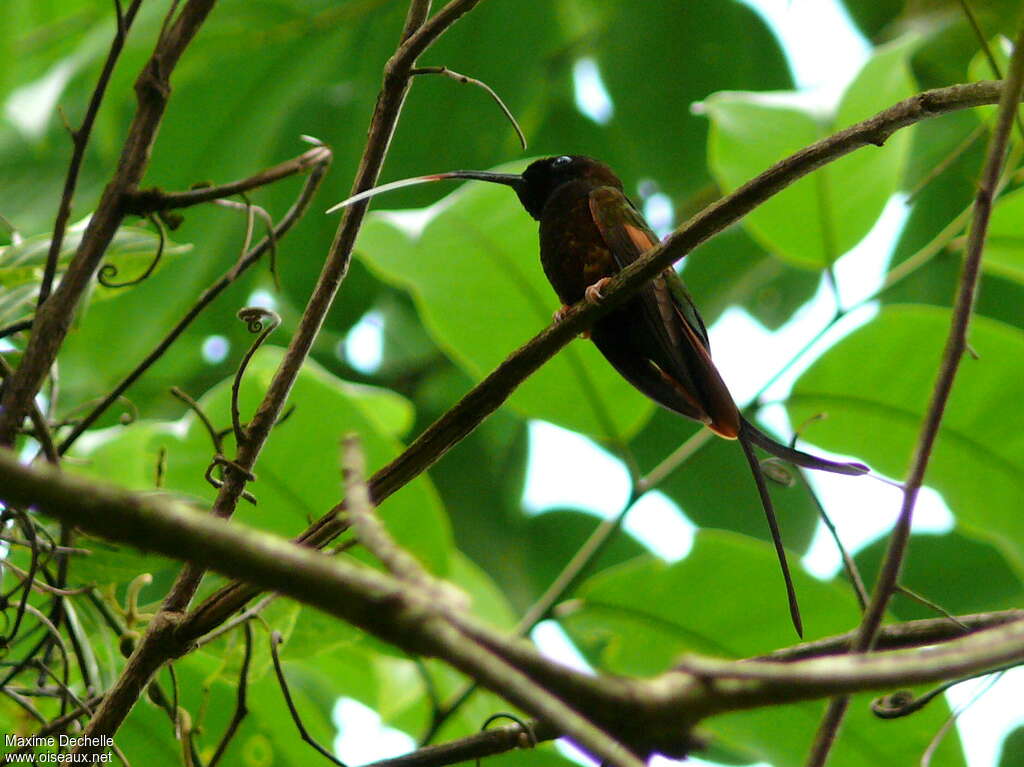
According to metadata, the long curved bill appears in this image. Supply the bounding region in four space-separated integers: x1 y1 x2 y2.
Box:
326 171 524 214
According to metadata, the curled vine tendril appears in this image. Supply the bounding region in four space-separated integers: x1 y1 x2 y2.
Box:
475 713 536 766
231 307 281 446
97 213 166 289
236 306 278 334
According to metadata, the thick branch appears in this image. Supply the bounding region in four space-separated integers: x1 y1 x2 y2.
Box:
357 610 1024 767
757 610 1024 661
2 451 1022 763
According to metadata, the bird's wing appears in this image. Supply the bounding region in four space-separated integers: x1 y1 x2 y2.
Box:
588 186 740 437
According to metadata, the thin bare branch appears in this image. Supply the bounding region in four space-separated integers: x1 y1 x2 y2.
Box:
411 66 527 149
124 147 331 213
37 0 145 305
806 25 1024 767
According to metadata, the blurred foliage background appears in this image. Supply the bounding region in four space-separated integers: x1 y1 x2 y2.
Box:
2 1 1023 766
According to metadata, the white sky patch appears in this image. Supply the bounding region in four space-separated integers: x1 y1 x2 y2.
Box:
832 194 911 307
706 280 842 407
531 620 594 673
740 0 869 93
801 478 954 578
948 668 1024 767
201 335 230 364
333 698 413 764
642 191 676 240
344 310 384 374
623 491 695 562
573 58 614 125
523 421 630 517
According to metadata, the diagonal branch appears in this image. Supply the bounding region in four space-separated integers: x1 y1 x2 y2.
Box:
122 146 331 214
179 79 1024 648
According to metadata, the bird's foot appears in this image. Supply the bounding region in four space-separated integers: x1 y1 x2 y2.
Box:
584 276 614 304
552 305 590 339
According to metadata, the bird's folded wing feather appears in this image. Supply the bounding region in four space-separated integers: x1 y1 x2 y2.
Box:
588 186 740 437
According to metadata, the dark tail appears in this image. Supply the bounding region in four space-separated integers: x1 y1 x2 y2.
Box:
738 435 803 637
740 417 868 476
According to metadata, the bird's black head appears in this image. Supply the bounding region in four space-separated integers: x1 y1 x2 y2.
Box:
325 154 624 221
515 155 623 220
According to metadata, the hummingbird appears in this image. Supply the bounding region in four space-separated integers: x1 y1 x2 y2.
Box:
331 155 868 635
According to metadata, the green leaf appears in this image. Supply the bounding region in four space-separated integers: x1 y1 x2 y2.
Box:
983 186 1024 285
71 346 451 577
561 530 862 672
447 550 520 630
968 35 1014 82
523 508 648 599
704 93 823 267
703 37 917 268
0 220 190 325
706 693 964 767
852 529 1024 621
837 0 903 39
560 530 964 767
788 305 1024 572
1000 726 1024 767
356 167 653 440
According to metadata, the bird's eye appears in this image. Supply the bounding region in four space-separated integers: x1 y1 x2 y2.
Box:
552 155 572 168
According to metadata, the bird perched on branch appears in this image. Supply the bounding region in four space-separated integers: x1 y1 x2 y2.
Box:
331 154 869 635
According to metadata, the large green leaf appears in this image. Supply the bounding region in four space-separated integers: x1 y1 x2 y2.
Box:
355 168 653 440
0 220 190 326
788 305 1024 572
560 530 964 767
561 531 861 670
581 0 792 203
703 37 917 268
982 186 1024 286
1000 726 1024 767
852 528 1024 622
